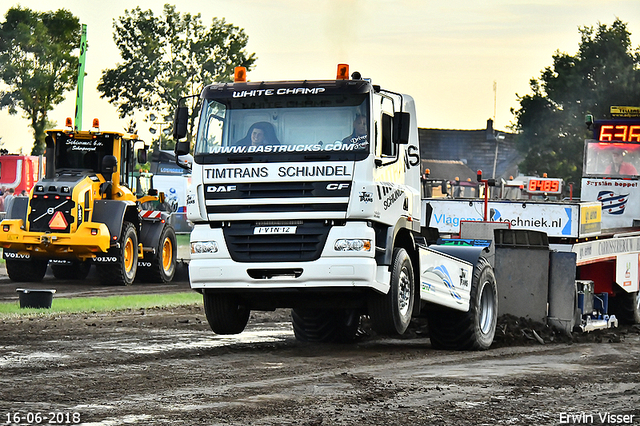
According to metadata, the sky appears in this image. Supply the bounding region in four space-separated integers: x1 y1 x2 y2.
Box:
1 0 639 154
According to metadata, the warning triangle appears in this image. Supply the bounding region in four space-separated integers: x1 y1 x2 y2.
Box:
49 211 68 230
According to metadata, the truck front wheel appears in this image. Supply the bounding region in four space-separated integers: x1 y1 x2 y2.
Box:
203 292 250 335
368 247 415 336
427 257 497 350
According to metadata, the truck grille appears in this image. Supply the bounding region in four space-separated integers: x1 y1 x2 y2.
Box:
223 221 330 262
28 194 75 233
205 181 350 215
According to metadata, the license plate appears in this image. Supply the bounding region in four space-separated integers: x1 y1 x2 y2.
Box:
253 226 297 235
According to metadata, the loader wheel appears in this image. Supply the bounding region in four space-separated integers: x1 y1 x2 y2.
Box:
140 225 177 283
97 221 138 286
609 291 640 324
51 261 91 280
292 308 360 343
368 247 415 336
203 292 250 335
427 257 497 351
6 258 48 282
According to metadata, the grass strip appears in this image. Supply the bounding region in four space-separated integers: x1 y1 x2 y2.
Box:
0 291 202 317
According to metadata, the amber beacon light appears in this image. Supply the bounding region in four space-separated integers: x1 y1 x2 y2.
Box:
234 66 247 83
336 64 349 80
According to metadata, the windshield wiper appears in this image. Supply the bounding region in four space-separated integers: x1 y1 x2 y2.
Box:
304 154 331 160
227 156 255 163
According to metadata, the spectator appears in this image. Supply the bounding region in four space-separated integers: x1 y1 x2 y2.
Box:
4 187 15 213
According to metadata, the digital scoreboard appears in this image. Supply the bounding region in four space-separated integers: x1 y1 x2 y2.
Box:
594 119 640 142
526 178 562 195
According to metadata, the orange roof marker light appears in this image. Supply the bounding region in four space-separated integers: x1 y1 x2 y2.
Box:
234 66 247 83
91 118 100 131
337 64 349 80
65 117 73 128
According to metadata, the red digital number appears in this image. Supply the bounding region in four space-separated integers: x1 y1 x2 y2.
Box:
599 125 640 142
528 179 560 193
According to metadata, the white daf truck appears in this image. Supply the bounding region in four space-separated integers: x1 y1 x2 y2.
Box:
173 65 499 350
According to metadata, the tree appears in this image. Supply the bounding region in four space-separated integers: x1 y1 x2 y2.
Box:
511 18 640 190
0 7 81 155
98 4 257 146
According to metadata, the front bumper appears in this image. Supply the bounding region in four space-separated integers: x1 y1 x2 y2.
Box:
0 219 112 260
188 223 390 294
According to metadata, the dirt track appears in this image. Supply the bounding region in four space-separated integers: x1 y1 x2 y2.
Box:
1 293 640 426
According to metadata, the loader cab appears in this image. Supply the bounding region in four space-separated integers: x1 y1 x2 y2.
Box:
46 131 116 177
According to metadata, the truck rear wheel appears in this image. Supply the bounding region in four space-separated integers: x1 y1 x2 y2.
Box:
427 257 497 350
609 291 640 324
368 247 415 336
203 292 250 335
97 221 138 286
51 261 91 280
292 308 360 343
139 225 177 283
6 258 48 282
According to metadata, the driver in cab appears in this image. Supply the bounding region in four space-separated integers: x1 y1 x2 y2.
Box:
342 114 368 145
237 122 279 147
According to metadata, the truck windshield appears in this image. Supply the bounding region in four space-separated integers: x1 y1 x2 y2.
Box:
194 94 369 163
584 141 640 178
55 134 115 173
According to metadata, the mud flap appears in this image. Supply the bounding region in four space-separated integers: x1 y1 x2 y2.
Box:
92 200 129 241
418 245 479 312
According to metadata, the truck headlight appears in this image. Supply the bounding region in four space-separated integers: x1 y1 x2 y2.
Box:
191 241 218 254
334 239 371 252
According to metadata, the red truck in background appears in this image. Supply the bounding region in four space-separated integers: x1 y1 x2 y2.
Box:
0 153 41 195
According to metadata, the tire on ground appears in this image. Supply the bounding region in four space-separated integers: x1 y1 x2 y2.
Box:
427 257 498 351
96 221 138 286
203 292 250 335
6 258 48 282
51 261 92 280
292 308 360 343
609 291 640 325
368 247 415 336
139 225 177 283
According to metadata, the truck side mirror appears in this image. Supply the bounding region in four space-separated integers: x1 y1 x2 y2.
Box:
175 141 190 157
102 155 118 175
173 106 189 141
394 112 410 145
137 148 147 164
